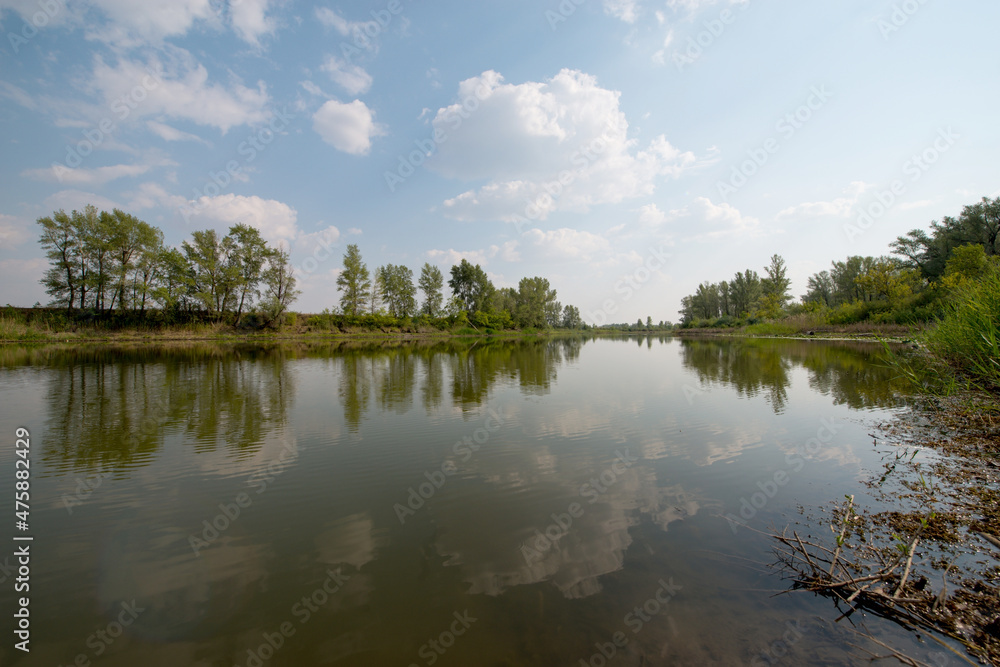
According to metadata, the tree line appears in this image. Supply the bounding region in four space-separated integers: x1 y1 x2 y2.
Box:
36 205 298 324
334 244 584 330
678 196 1000 327
679 254 793 324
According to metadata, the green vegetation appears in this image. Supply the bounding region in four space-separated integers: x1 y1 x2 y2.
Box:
924 255 1000 389
19 207 591 340
328 247 585 334
36 205 298 327
676 195 1000 390
678 197 999 334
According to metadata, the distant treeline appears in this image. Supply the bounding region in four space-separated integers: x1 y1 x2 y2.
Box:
31 206 585 332
328 244 584 332
36 205 297 326
678 196 1000 329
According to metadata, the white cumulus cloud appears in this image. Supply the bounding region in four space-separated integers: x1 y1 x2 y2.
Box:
183 193 298 245
776 182 871 220
604 0 639 23
321 55 373 96
312 99 384 155
230 0 277 46
428 69 706 222
22 163 151 185
91 52 271 133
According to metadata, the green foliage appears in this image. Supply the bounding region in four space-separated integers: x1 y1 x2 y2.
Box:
892 196 1000 279
337 244 371 316
925 262 1000 389
377 264 417 317
760 254 792 311
515 276 557 328
36 206 296 321
418 263 444 316
448 259 494 313
562 304 582 329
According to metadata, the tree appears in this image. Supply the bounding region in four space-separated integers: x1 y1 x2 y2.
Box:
369 268 383 314
729 269 762 316
183 229 237 315
692 282 720 319
545 299 562 328
646 316 653 329
959 196 1000 256
892 197 1000 279
152 247 193 311
131 227 165 311
105 209 159 311
337 244 370 316
830 256 876 303
260 247 299 324
803 270 835 307
718 280 731 316
37 209 81 308
379 264 417 317
854 257 915 303
761 254 792 313
491 287 518 317
514 276 557 328
448 259 494 313
562 305 582 329
418 263 444 316
225 224 270 323
85 210 118 310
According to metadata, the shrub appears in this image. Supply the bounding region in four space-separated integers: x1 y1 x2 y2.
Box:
925 264 1000 389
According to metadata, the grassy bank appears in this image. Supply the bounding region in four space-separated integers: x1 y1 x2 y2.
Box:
0 307 603 343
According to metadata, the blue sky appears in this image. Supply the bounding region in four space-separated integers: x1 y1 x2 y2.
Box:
1 0 998 322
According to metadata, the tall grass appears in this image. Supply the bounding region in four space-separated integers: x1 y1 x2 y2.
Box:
924 267 1000 390
0 315 52 341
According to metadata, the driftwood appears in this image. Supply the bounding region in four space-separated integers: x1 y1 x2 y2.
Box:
767 501 984 665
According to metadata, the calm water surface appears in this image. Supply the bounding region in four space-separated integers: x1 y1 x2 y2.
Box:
0 337 948 666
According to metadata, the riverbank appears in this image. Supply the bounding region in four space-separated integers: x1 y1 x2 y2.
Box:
675 320 924 340
776 384 1000 664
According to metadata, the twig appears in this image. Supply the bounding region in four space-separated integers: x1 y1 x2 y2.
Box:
894 535 919 599
829 495 854 578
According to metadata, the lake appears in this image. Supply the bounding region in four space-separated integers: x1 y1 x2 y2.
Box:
0 336 953 666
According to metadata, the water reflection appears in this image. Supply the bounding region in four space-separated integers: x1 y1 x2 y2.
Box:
680 337 908 413
0 335 927 666
40 346 295 472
